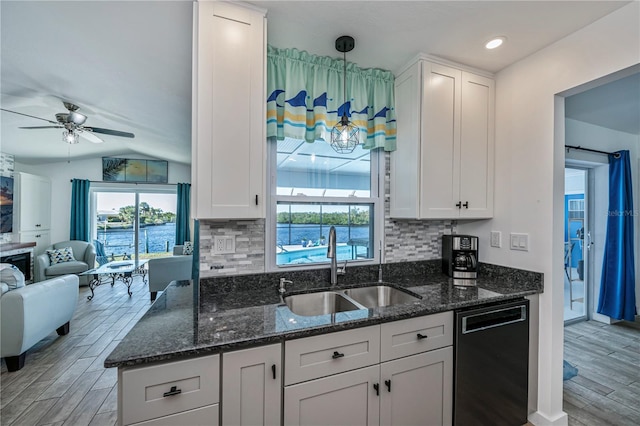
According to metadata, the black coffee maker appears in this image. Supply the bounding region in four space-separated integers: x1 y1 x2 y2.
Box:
442 235 478 279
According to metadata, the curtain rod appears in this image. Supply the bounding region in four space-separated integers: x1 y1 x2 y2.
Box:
69 180 179 186
565 145 621 159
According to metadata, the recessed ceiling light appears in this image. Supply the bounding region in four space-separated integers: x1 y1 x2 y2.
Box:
485 36 506 50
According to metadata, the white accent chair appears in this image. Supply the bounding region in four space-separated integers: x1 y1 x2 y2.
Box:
148 245 192 302
35 240 96 285
1 272 78 372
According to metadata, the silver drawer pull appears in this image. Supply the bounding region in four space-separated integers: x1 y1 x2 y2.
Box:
163 385 182 397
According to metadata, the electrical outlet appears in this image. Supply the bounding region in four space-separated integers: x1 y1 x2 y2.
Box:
213 236 236 254
490 231 502 248
509 233 529 251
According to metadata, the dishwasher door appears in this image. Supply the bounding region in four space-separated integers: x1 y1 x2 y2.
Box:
454 298 529 426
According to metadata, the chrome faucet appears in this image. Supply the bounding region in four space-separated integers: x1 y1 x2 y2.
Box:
327 226 346 285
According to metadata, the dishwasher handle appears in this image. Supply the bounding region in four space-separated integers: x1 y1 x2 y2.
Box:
461 304 527 334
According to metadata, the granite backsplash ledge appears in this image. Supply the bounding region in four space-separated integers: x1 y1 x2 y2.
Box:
199 259 543 299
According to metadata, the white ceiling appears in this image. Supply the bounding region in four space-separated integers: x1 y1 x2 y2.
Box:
565 72 640 135
0 0 634 165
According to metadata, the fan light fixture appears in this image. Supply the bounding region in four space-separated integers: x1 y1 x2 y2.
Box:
63 129 79 144
330 35 359 154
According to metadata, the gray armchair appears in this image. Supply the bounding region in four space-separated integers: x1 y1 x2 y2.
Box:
35 240 96 286
148 247 192 301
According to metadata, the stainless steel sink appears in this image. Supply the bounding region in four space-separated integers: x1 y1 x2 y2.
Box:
342 285 421 308
284 291 363 316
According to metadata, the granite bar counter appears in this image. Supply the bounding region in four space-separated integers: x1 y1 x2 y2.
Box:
105 260 543 368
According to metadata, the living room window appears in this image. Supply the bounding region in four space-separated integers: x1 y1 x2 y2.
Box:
267 137 383 269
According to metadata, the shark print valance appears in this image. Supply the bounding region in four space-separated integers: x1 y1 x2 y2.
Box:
267 45 397 151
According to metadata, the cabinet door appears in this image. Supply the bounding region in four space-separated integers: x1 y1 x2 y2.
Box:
379 347 453 426
459 72 494 219
192 1 265 219
284 365 380 426
131 404 218 426
16 173 51 231
390 61 422 218
222 344 281 426
420 63 461 219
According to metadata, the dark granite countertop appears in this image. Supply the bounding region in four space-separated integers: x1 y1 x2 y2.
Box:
105 260 543 368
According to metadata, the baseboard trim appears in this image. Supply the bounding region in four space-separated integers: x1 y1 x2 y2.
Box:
528 410 568 426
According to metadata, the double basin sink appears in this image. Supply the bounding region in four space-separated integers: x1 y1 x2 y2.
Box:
283 285 421 317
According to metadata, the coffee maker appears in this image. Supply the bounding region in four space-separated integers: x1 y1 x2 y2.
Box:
442 235 478 279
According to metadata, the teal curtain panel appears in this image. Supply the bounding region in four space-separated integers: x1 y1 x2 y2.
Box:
175 183 191 246
69 179 90 241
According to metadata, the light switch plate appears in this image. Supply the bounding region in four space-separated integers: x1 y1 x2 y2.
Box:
490 231 501 248
213 236 235 254
509 233 529 251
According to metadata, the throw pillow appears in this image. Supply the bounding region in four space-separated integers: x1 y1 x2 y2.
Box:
47 247 75 265
0 263 25 290
183 241 194 255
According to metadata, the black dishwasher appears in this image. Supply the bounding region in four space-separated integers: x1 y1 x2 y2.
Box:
454 298 529 426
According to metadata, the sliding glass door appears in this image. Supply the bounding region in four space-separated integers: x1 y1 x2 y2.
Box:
93 187 177 262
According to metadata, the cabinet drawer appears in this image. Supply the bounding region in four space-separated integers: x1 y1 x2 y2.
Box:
285 325 380 385
121 354 220 425
380 312 453 362
131 404 219 426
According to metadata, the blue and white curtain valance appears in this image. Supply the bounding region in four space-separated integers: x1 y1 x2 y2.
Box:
267 45 397 151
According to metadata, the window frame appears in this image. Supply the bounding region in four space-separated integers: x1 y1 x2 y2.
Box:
266 139 385 272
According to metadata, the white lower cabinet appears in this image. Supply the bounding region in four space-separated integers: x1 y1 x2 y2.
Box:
222 343 282 426
131 404 219 426
119 354 220 426
283 313 453 426
379 347 453 426
284 365 380 426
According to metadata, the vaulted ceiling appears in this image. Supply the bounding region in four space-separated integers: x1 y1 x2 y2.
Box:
0 1 634 165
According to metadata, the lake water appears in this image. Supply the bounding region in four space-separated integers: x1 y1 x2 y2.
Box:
277 224 370 245
97 223 176 257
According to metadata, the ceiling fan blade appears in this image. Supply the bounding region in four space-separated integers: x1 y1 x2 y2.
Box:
0 108 58 124
80 131 104 144
86 127 135 138
19 125 63 129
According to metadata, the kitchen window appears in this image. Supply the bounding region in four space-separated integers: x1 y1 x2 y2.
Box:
267 137 383 269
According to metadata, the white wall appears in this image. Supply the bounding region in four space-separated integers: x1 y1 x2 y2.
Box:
15 156 190 244
565 118 640 324
458 2 640 424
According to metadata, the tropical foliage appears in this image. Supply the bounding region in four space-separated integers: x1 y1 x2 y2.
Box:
277 206 370 225
106 202 176 225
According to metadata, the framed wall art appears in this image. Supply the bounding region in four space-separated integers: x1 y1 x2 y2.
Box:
102 157 168 183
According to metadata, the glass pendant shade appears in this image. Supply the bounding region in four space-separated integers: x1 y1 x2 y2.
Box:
63 129 79 144
330 35 358 154
330 114 359 153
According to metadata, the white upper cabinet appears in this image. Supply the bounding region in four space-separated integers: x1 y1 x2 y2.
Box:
192 1 266 219
13 172 51 232
391 57 494 219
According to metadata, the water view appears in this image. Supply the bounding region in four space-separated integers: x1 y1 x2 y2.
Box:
97 223 176 259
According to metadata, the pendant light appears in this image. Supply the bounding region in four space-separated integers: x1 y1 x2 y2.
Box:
330 35 359 154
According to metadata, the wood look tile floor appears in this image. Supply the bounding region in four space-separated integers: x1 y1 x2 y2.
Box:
1 277 152 426
564 320 640 426
2 280 639 426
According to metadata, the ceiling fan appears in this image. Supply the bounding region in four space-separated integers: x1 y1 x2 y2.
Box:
0 101 135 144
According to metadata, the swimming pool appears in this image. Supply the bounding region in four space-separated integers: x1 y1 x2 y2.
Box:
276 244 355 265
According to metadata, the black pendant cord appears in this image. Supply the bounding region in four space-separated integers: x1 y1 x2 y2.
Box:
565 145 621 158
342 49 347 123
